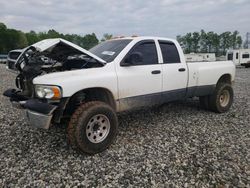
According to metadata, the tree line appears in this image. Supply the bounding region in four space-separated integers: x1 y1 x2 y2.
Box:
0 22 247 56
177 30 243 56
0 22 113 54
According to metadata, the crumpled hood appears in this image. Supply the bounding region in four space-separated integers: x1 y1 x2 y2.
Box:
31 38 106 63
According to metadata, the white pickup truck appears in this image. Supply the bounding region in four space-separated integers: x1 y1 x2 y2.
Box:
4 37 235 154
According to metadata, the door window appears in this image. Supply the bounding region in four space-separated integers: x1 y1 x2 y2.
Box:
159 41 180 63
127 41 158 65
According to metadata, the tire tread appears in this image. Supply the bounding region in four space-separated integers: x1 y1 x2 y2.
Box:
67 101 117 154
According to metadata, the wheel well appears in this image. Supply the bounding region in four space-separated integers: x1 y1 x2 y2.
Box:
64 88 116 116
217 74 232 85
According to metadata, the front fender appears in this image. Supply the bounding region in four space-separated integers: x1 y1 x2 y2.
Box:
33 63 118 99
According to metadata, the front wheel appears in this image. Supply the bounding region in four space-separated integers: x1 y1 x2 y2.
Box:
67 101 118 154
208 83 234 113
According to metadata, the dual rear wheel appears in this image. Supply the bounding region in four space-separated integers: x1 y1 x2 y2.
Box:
199 83 234 113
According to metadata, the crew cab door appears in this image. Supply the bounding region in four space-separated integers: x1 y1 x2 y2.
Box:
159 40 188 101
116 40 162 111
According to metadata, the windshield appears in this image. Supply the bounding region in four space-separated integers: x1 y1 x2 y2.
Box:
89 39 132 62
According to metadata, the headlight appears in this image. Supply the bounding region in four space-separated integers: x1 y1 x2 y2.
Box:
35 85 62 99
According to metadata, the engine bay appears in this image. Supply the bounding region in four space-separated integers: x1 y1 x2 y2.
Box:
12 40 105 97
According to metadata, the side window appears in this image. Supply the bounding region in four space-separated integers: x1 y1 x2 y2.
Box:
236 53 239 59
242 53 250 59
128 41 158 65
159 41 180 63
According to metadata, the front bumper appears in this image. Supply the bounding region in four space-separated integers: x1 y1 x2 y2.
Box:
3 88 58 129
26 110 53 129
23 99 57 129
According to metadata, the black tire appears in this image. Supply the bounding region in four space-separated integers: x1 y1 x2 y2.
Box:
67 101 118 154
245 64 250 68
199 96 210 110
208 83 234 113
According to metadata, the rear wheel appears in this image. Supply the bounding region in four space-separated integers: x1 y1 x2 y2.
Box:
208 83 234 113
67 101 118 154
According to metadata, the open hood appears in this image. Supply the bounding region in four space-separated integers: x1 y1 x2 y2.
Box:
30 38 106 63
13 38 106 72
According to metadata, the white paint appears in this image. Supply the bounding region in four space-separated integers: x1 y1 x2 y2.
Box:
187 61 235 87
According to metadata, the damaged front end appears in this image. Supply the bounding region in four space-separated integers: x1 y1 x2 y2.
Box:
3 89 58 129
3 38 106 129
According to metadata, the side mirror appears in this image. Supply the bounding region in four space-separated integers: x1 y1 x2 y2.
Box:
121 52 143 66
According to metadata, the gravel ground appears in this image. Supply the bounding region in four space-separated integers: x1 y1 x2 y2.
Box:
0 64 249 187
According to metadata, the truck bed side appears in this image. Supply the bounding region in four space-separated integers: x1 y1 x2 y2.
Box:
186 61 235 97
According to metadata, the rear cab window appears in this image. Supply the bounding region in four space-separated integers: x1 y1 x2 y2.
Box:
159 40 180 63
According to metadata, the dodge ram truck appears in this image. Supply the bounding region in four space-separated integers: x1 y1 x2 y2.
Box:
3 37 235 154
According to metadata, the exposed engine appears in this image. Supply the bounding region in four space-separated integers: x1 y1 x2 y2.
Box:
12 41 104 97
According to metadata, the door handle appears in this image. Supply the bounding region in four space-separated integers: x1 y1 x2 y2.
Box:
178 68 186 72
151 70 161 74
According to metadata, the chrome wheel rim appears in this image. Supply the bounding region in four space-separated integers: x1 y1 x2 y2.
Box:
219 90 230 107
86 114 110 143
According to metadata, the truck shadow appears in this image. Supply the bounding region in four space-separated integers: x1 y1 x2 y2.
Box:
117 98 202 126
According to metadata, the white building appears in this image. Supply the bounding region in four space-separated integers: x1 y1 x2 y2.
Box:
226 49 250 67
185 53 216 62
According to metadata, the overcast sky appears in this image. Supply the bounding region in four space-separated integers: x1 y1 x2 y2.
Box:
0 0 249 39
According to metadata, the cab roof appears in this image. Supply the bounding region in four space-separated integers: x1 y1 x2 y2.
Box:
109 36 177 43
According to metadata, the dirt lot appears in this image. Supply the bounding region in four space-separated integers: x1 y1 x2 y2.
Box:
0 64 249 187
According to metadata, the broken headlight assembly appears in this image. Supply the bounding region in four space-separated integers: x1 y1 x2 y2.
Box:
35 85 62 100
